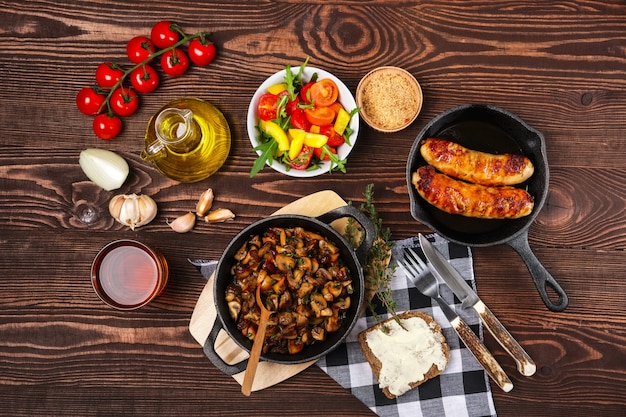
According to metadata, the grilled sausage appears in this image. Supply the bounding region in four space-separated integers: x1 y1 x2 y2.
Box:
412 166 534 219
420 138 534 186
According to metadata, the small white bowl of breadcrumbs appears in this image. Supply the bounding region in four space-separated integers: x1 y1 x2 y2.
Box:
356 66 423 133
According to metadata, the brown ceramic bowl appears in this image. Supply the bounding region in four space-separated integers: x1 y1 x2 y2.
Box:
356 66 423 133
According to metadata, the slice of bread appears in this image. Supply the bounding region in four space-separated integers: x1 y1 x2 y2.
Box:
358 311 449 399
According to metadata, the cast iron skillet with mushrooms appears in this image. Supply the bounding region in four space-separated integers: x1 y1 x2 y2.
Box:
225 225 353 356
204 205 375 372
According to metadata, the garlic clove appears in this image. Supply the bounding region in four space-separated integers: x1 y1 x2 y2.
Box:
108 195 125 219
168 212 196 233
196 188 214 216
205 208 235 223
79 148 129 191
109 193 157 230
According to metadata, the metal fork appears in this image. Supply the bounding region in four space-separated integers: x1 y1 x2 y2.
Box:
398 248 457 320
398 247 514 392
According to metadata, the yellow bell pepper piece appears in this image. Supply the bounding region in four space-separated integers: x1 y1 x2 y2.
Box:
333 108 350 135
288 129 306 160
267 83 287 95
261 120 290 153
303 132 328 148
309 125 321 134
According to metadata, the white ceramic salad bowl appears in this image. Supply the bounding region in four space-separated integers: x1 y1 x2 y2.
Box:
247 66 360 177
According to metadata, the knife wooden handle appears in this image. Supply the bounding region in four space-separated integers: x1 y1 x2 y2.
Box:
451 315 514 392
475 300 537 376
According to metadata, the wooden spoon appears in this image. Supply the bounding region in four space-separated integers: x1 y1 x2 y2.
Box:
241 284 272 396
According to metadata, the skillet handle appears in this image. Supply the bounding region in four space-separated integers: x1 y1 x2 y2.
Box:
202 319 248 376
317 205 376 265
507 233 569 312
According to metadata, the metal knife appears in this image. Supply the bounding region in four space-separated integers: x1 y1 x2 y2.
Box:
398 251 513 393
419 234 537 377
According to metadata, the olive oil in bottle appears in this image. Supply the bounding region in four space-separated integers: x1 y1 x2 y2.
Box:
142 97 231 182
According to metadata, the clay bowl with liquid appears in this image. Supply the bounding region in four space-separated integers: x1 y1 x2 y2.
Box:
406 104 568 311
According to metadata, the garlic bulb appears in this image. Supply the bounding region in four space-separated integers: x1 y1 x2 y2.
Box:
168 212 196 233
79 148 129 191
109 194 157 230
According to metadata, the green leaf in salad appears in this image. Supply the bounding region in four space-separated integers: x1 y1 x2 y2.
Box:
284 57 309 101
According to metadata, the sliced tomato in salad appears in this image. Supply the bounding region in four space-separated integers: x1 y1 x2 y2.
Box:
289 145 314 170
258 93 279 121
320 125 345 147
314 145 337 161
291 108 311 131
278 90 299 115
309 79 339 107
299 81 315 104
305 106 336 126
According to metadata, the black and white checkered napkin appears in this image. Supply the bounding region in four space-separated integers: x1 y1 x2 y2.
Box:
190 234 496 417
316 234 497 417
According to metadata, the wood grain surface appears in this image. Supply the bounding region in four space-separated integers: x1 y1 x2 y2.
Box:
1 1 625 416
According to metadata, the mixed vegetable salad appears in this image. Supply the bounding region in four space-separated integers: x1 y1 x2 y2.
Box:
250 60 359 177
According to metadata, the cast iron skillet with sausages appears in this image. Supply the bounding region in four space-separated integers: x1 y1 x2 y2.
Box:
406 104 568 312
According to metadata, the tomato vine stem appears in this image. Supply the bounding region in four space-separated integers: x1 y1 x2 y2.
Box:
97 30 212 115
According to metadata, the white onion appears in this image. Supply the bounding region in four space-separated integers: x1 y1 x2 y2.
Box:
79 148 129 191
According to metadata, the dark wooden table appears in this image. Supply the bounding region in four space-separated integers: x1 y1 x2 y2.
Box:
1 1 625 416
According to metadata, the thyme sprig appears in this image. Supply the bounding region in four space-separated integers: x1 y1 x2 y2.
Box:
346 184 402 326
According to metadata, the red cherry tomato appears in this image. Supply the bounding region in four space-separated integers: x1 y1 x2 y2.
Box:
93 114 122 140
299 81 315 104
290 108 311 131
76 87 106 115
320 125 345 147
278 90 298 115
126 36 155 64
289 145 313 170
188 38 216 66
150 20 180 49
314 145 337 161
110 87 139 117
95 62 124 88
257 93 279 121
160 48 189 76
130 65 160 94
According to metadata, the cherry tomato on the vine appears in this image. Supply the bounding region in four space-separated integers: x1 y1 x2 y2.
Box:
93 114 122 140
126 36 156 64
188 38 216 66
160 48 189 76
95 62 124 88
150 20 180 49
130 65 160 94
76 87 106 115
110 87 139 117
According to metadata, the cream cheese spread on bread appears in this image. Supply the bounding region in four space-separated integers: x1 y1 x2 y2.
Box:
364 316 448 397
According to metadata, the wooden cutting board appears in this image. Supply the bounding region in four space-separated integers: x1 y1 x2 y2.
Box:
189 190 351 392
